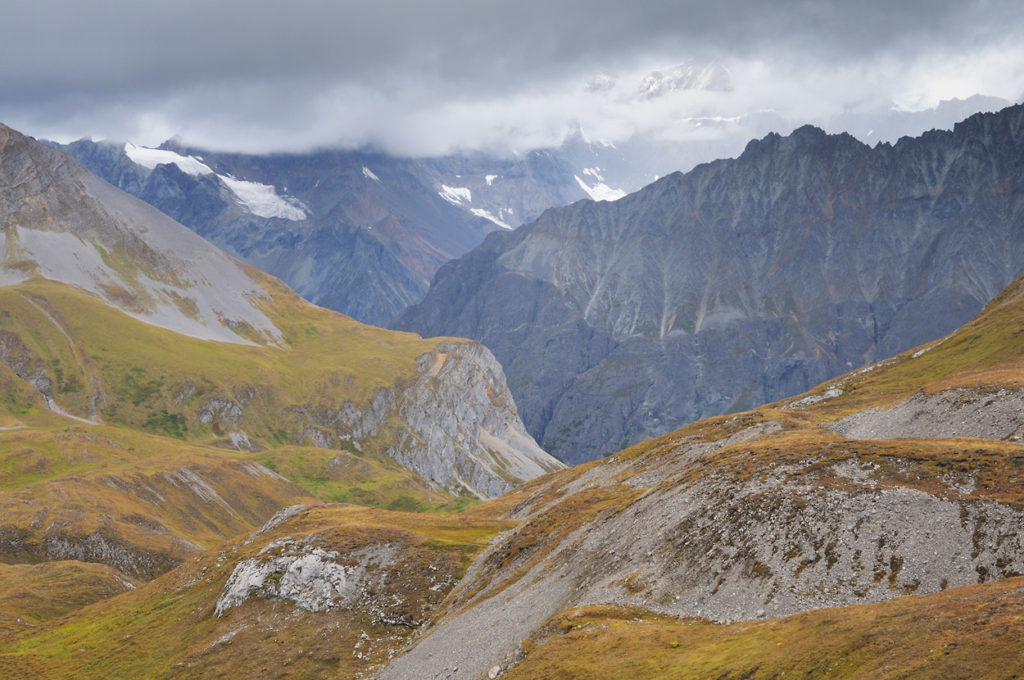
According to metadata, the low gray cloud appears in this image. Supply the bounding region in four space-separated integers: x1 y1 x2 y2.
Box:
3 1 1023 154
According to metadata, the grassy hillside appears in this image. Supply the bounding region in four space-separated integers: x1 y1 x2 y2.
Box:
780 272 1024 422
505 577 1024 679
0 561 137 640
0 504 512 679
4 236 1024 678
0 276 438 444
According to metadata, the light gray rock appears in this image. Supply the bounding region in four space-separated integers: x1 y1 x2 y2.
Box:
215 541 369 615
827 388 1024 441
291 341 563 499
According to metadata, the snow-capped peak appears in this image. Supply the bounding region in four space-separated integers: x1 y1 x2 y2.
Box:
124 142 213 176
124 142 306 221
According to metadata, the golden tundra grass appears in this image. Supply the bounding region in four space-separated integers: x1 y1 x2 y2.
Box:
505 577 1024 679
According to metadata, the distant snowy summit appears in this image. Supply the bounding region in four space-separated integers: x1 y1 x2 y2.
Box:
125 142 308 220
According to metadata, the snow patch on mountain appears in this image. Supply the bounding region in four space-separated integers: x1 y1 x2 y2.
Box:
470 208 512 230
124 143 214 176
485 174 498 186
219 176 308 221
439 185 472 206
362 166 381 182
574 175 626 202
125 143 306 221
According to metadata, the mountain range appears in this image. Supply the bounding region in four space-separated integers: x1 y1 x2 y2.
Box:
398 102 1024 464
53 90 1012 328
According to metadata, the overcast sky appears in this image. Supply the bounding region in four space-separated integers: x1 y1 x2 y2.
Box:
2 0 1023 155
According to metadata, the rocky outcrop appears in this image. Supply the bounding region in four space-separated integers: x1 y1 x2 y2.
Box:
292 341 564 498
215 537 439 625
397 103 1024 463
391 342 565 498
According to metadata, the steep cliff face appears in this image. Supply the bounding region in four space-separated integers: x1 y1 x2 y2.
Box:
398 104 1024 463
285 341 563 498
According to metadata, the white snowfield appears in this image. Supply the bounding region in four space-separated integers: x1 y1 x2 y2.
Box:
470 208 513 230
124 142 307 221
219 175 308 220
124 142 214 176
574 174 627 201
438 184 472 206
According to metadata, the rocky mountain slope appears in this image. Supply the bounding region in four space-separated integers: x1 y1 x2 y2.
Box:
376 269 1024 680
398 102 1024 464
0 124 560 595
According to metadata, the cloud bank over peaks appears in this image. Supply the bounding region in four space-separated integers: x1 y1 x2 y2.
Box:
1 1 1022 156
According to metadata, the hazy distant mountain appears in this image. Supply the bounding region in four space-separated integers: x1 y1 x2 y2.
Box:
398 103 1024 463
54 139 500 326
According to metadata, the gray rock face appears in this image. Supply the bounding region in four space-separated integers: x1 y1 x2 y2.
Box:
392 341 565 498
291 341 563 499
397 103 1024 463
215 539 402 616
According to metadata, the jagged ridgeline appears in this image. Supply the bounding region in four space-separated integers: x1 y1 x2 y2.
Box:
0 124 560 579
398 103 1024 464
